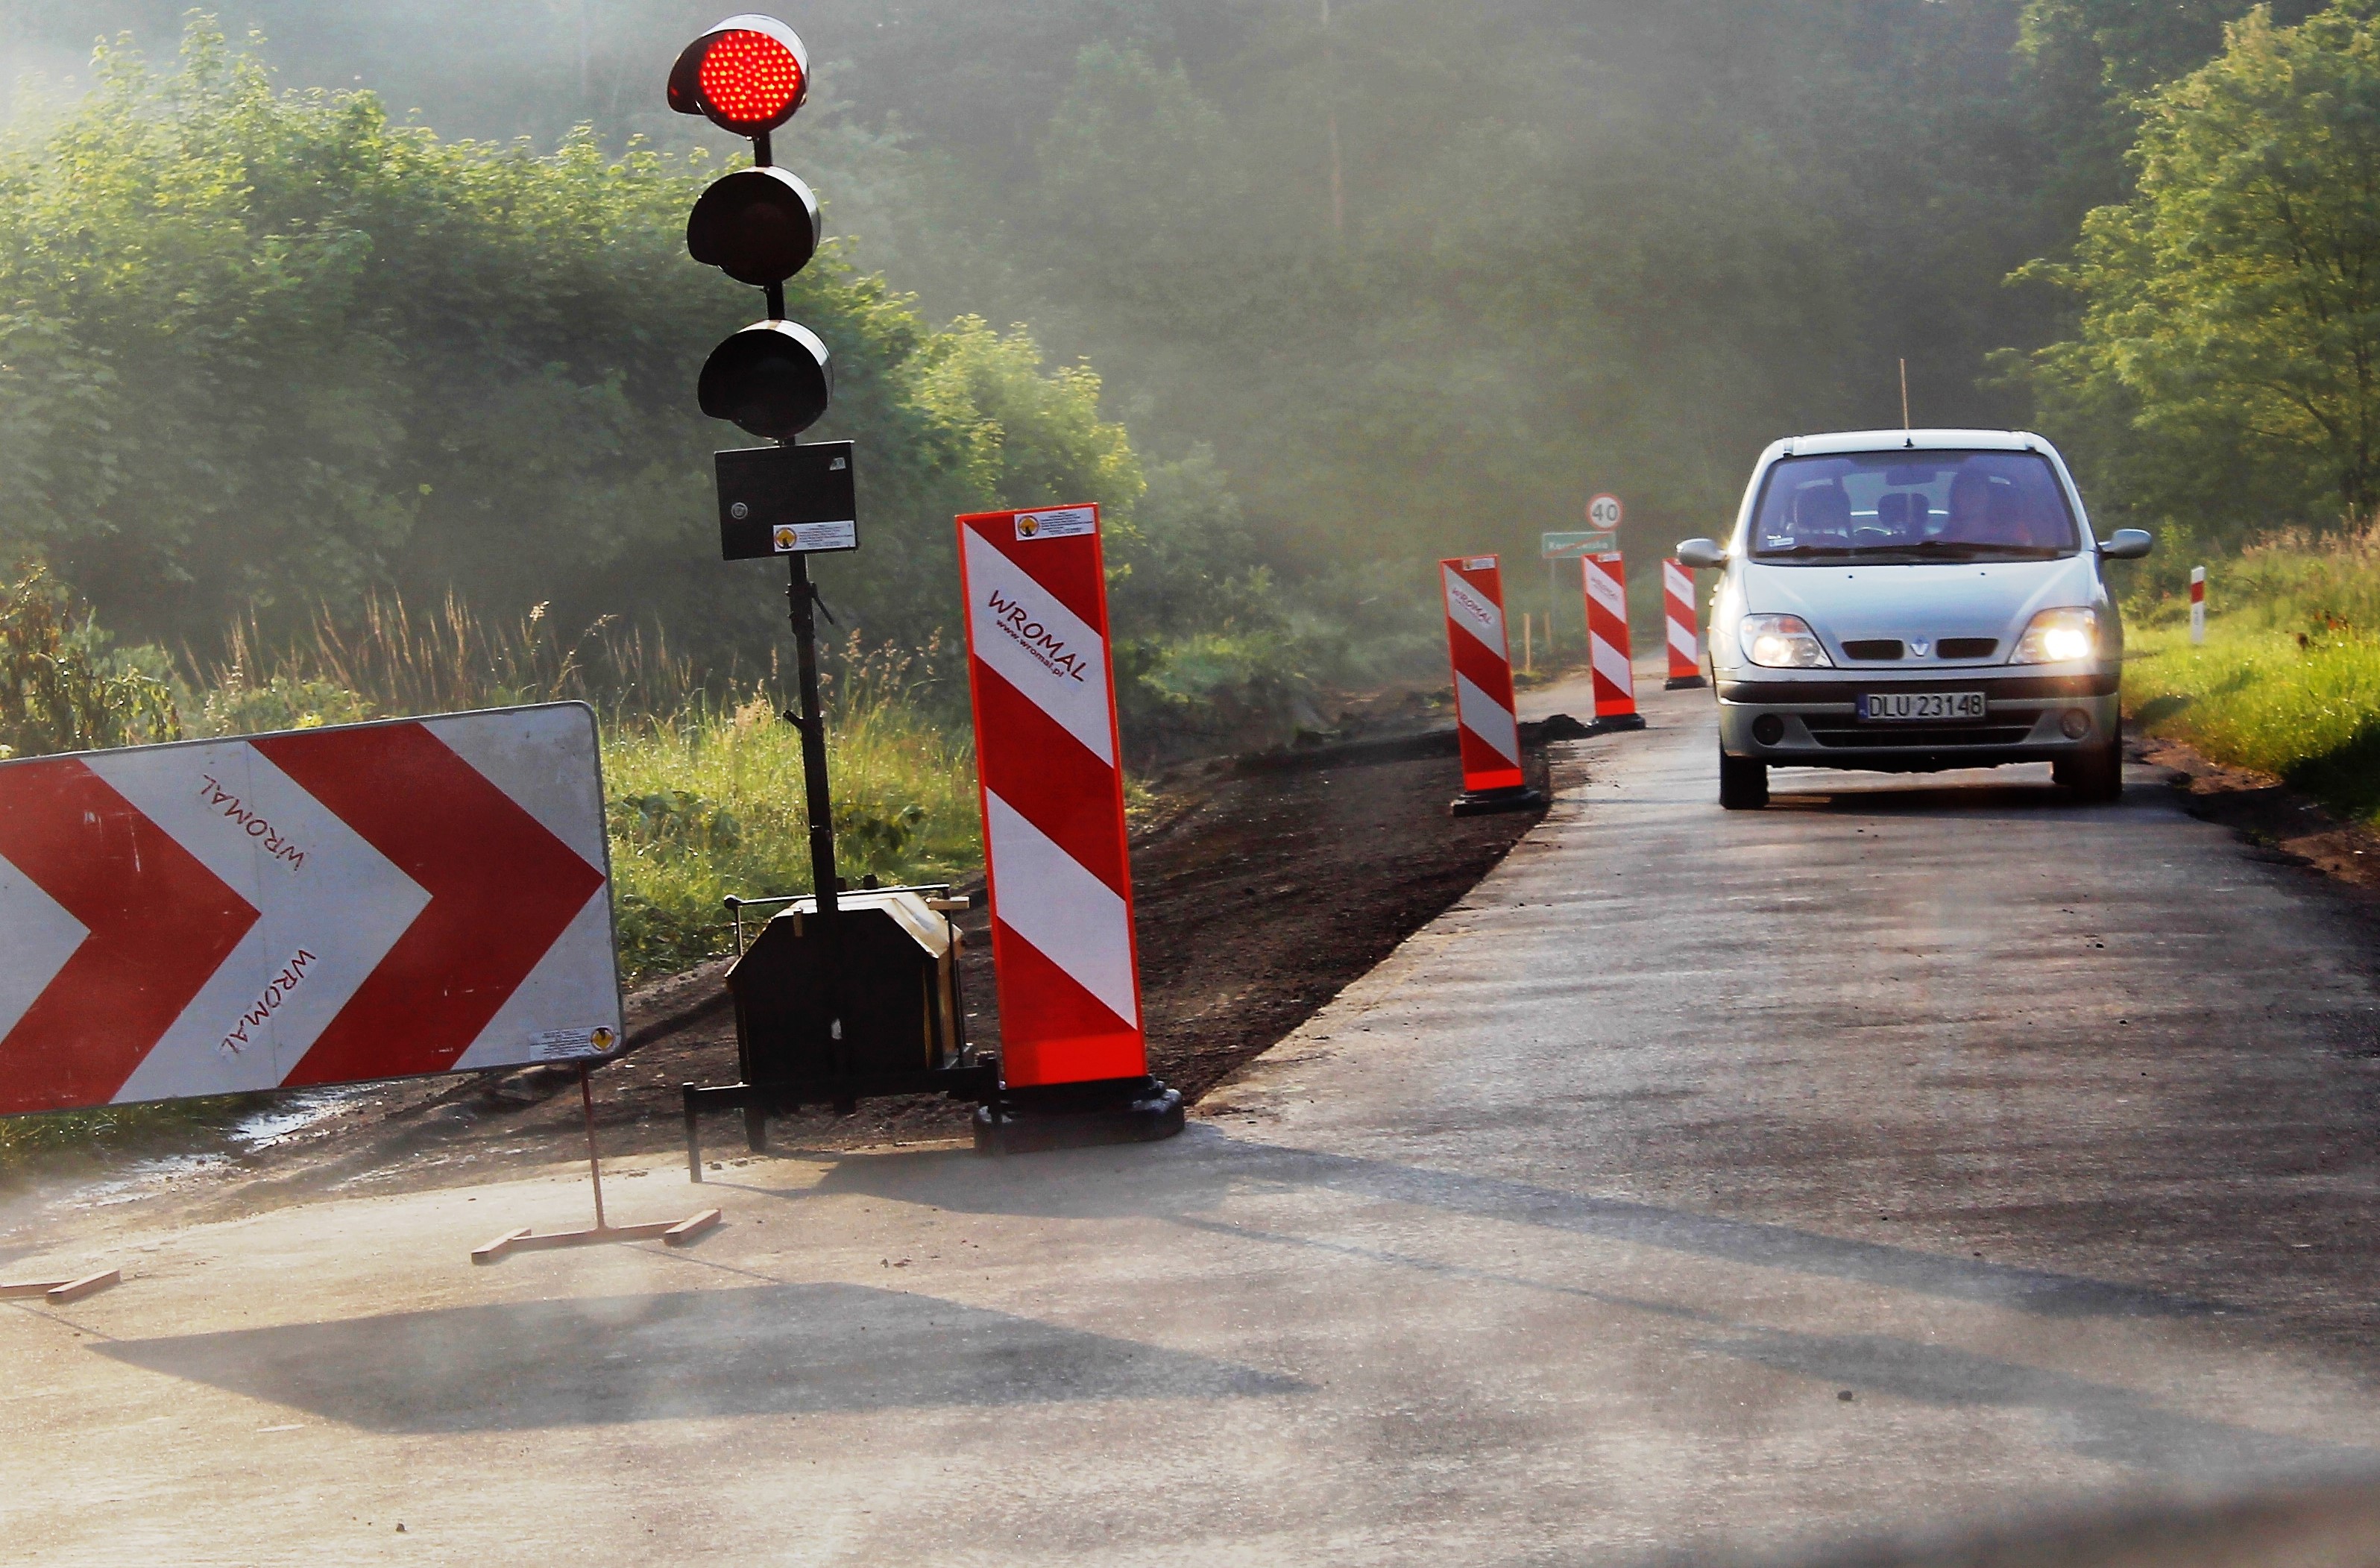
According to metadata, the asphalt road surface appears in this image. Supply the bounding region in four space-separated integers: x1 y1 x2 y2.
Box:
5 675 2379 1565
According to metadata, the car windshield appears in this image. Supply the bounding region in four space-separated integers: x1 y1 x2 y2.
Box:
1749 450 2080 563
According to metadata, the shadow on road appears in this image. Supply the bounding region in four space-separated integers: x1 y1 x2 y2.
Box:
807 1131 2229 1322
93 1282 1307 1432
1715 1328 2373 1483
1168 1212 2374 1486
1762 775 2129 817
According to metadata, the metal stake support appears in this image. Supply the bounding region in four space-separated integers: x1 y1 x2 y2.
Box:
0 1269 120 1303
470 1062 722 1264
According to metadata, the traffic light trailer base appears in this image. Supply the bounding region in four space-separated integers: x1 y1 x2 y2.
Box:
681 1062 1000 1179
973 1077 1186 1156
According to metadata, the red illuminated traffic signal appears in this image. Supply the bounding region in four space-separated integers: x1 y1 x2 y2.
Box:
668 15 809 136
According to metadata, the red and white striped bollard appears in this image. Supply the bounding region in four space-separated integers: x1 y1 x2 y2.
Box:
1581 551 1646 731
1441 555 1542 815
957 503 1183 1152
1663 557 1705 690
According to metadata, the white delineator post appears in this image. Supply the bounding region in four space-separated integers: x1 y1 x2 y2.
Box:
2191 565 2207 644
1440 555 1539 814
1582 551 1646 730
1662 557 1705 690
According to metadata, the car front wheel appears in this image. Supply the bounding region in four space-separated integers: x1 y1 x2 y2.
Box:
2053 739 2123 803
1719 749 1769 810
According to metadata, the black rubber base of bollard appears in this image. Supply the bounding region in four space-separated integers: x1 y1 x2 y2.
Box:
1585 712 1649 734
974 1078 1186 1155
1449 784 1546 817
1663 675 1709 690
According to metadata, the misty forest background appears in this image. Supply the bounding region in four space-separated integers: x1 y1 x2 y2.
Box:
3 0 2380 975
0 0 2357 664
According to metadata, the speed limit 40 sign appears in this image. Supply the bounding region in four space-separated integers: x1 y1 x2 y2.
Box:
1587 494 1623 531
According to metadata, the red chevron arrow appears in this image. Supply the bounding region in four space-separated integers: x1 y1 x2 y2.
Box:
254 722 605 1085
0 760 259 1115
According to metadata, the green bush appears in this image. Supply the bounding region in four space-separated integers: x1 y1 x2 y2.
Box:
0 565 179 758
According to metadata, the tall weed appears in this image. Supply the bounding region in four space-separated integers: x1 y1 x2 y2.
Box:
605 639 978 980
186 596 980 980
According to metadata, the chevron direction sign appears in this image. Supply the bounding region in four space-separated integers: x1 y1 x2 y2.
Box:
956 503 1147 1090
0 703 621 1115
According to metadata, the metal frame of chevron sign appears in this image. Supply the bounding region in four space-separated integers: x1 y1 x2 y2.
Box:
0 703 621 1116
957 504 1147 1089
1440 555 1526 795
1583 551 1639 721
1663 558 1707 689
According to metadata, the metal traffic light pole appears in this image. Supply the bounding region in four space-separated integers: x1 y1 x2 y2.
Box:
743 116 846 1090
782 548 842 1018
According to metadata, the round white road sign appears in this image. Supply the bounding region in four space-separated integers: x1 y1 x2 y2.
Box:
1588 494 1623 530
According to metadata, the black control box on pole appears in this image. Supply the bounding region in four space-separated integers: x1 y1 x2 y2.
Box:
717 441 856 560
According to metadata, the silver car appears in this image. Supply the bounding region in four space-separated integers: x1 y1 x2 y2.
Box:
1675 429 2152 810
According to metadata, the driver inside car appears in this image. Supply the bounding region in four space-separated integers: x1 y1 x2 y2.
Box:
1941 470 1995 543
1790 482 1852 550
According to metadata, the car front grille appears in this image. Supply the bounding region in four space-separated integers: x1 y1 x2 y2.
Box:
1806 725 2033 749
1839 637 2000 661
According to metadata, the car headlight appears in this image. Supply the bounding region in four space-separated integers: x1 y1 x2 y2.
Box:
2011 606 2099 664
1739 613 1833 669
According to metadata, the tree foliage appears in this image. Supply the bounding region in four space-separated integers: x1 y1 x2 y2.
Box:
0 19 1245 665
831 1 2074 568
2015 1 2380 541
2015 0 2329 229
10 0 2374 658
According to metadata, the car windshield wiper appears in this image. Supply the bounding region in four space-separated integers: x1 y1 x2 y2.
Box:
1822 541 2073 563
1884 540 1985 561
1754 541 2068 563
1898 539 2069 559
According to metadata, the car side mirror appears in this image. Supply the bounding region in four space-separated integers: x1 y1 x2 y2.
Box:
1675 538 1727 570
2098 528 2153 561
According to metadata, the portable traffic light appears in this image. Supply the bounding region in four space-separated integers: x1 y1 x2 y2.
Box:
670 16 1003 1162
672 13 831 443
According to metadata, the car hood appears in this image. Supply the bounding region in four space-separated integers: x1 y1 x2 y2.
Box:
1740 554 2099 661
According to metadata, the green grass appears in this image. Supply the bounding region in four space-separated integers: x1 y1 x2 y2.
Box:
177 599 987 984
2123 531 2380 823
603 687 980 983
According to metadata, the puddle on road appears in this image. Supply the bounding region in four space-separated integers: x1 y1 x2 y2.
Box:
4 1087 372 1228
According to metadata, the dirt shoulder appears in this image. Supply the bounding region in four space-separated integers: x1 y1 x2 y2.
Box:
78 721 1578 1219
2132 730 2380 898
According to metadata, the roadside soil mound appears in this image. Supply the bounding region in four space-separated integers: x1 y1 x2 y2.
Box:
2133 732 2380 897
139 724 1572 1211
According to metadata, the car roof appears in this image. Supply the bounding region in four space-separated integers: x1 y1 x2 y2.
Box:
1766 429 2049 459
